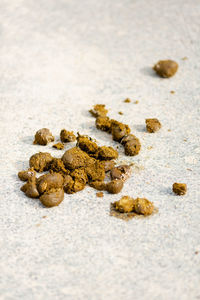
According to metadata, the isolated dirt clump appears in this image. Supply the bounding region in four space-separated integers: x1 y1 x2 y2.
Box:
153 60 178 78
113 196 154 216
60 129 76 143
18 167 36 181
29 152 53 172
146 118 162 133
89 104 108 117
172 183 187 195
33 128 54 145
96 192 104 197
53 142 64 150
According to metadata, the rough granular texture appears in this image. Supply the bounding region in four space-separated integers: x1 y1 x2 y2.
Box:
67 168 88 193
21 176 39 198
29 152 53 172
121 134 137 145
96 116 111 132
18 168 36 181
40 188 64 207
33 128 54 145
96 192 104 197
106 179 124 194
98 146 118 160
153 60 178 78
37 172 64 194
124 138 141 156
62 147 88 170
114 196 135 213
124 98 131 103
112 196 155 217
85 157 105 181
63 175 74 193
53 142 64 150
134 198 154 215
60 129 76 143
110 165 132 182
146 118 162 133
89 104 108 118
173 183 187 195
76 134 98 155
49 158 70 176
89 181 107 191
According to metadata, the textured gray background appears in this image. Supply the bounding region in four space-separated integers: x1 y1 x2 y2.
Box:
0 0 200 299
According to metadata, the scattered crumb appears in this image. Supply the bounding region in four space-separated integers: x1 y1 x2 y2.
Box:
96 192 104 197
124 98 131 103
187 168 192 171
168 129 171 132
53 142 64 150
173 183 187 195
146 118 162 133
134 100 139 104
36 224 41 227
184 139 187 142
195 251 199 255
118 111 123 115
42 216 47 218
147 146 153 150
170 91 175 94
182 57 188 60
153 60 178 78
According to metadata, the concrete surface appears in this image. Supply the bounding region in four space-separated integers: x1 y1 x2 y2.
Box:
0 0 200 299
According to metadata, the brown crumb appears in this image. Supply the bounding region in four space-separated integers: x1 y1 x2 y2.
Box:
147 146 153 150
168 129 171 132
153 60 178 78
170 90 175 94
96 192 104 198
124 98 131 103
195 251 199 255
118 111 123 115
146 118 162 133
42 216 47 218
33 128 54 146
29 152 53 172
187 168 192 171
182 57 188 60
53 142 64 150
36 224 41 227
134 100 139 104
89 104 108 118
173 183 187 195
184 139 187 142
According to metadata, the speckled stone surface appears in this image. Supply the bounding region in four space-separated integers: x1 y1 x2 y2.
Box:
0 1 200 299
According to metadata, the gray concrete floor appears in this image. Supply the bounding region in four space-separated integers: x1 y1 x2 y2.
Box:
0 0 200 299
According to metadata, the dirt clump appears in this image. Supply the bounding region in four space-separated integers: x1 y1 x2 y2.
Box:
76 134 98 155
98 146 118 160
29 152 53 172
113 196 154 216
124 98 131 103
37 172 64 194
40 188 64 207
60 129 76 143
172 183 187 195
153 60 178 78
106 179 124 194
124 137 141 156
110 165 132 182
146 118 162 133
33 128 54 145
89 181 107 191
114 196 135 213
89 104 108 118
62 147 88 170
96 116 111 132
21 176 40 198
49 158 70 176
96 192 104 197
102 160 115 172
53 142 64 150
18 168 36 181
